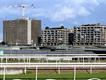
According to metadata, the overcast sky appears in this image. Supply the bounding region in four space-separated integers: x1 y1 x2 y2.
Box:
0 0 106 40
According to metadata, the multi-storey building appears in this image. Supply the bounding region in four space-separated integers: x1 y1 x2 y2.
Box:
42 26 73 46
74 23 106 46
3 18 41 46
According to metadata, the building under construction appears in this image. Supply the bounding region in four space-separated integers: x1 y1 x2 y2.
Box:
3 18 41 46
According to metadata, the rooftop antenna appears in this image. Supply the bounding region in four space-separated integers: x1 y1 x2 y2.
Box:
10 4 35 19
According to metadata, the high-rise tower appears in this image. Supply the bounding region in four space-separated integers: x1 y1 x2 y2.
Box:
3 18 41 46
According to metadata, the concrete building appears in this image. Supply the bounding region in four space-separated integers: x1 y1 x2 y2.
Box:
42 26 73 46
74 23 106 46
3 19 41 46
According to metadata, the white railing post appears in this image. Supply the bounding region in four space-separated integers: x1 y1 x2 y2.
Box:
74 66 76 80
90 65 93 74
3 67 6 80
35 66 38 80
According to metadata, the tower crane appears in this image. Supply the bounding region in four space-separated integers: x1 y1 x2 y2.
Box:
9 4 35 19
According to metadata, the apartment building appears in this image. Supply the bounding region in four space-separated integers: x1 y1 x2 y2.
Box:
42 26 73 46
74 23 106 46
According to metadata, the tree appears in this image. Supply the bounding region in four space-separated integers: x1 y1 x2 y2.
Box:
0 41 7 45
45 26 49 29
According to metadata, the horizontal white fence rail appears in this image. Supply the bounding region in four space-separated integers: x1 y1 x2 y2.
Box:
0 63 106 68
0 54 106 59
